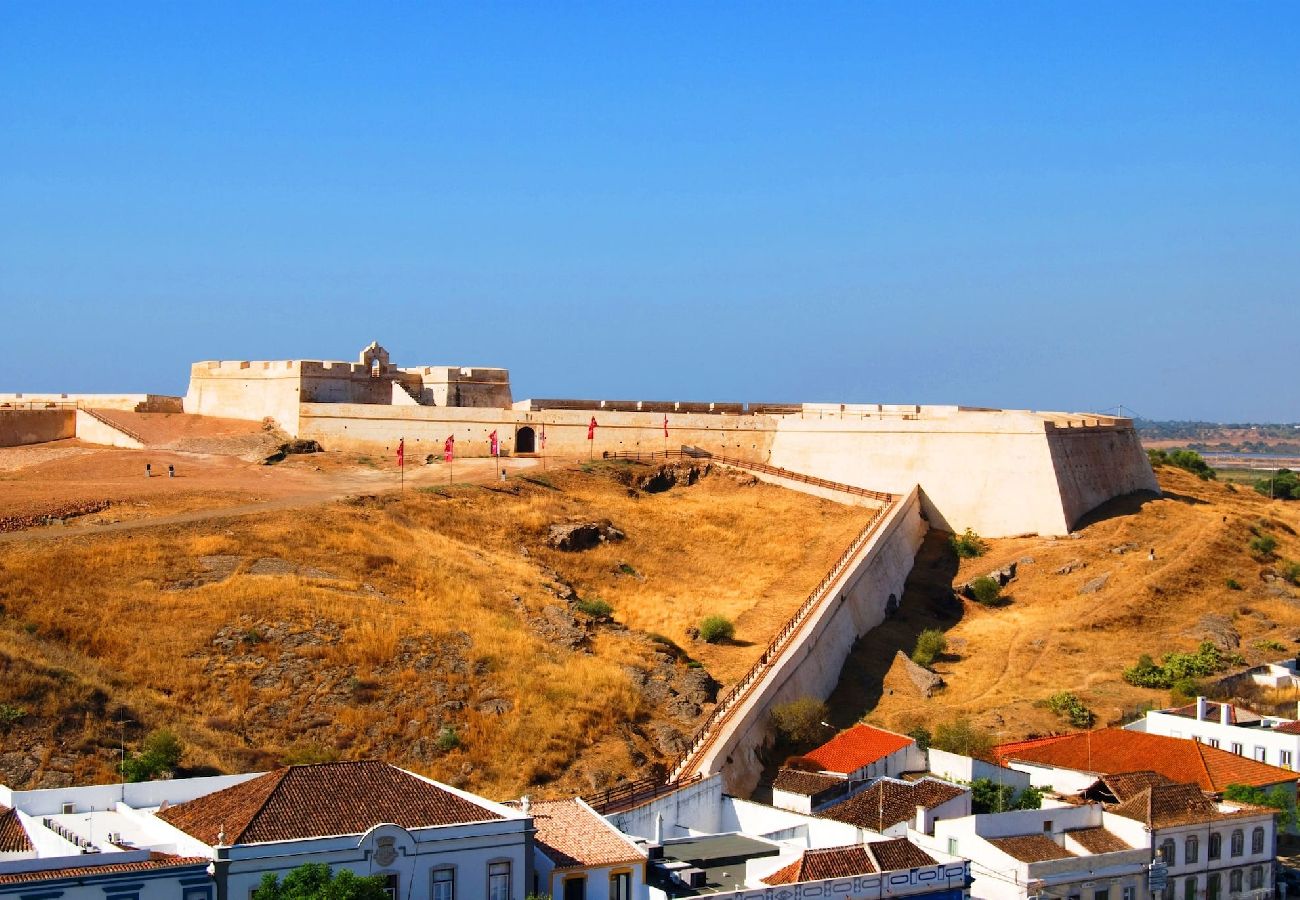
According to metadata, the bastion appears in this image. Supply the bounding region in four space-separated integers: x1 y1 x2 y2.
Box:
176 342 1158 537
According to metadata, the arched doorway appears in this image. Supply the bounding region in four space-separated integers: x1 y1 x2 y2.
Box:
516 426 536 453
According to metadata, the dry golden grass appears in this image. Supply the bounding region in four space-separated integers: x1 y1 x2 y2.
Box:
0 460 870 798
841 467 1300 744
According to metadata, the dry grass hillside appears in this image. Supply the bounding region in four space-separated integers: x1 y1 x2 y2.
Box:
833 466 1300 744
0 459 871 798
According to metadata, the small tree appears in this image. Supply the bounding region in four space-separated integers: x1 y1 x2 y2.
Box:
1045 691 1096 728
950 528 987 559
930 718 994 759
1223 783 1299 832
1250 534 1278 560
912 629 948 668
969 576 1002 606
120 728 184 782
255 863 390 900
907 725 932 751
770 698 829 746
698 615 735 644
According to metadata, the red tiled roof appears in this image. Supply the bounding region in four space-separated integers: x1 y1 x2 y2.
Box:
1166 702 1263 725
764 845 876 884
988 834 1076 863
771 769 846 797
0 853 207 885
1096 772 1262 828
996 729 1300 792
517 800 645 870
1064 827 1134 854
868 838 938 871
1273 722 1300 735
157 760 503 844
804 725 915 775
0 805 33 853
819 778 966 831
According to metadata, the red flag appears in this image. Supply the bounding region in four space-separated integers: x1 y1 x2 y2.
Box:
443 434 454 462
396 438 405 468
663 415 669 438
587 417 597 440
489 430 499 457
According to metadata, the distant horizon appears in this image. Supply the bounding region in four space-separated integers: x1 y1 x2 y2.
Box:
3 3 1297 420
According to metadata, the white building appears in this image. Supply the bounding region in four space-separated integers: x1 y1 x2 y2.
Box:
1127 697 1300 771
520 798 647 900
799 725 929 783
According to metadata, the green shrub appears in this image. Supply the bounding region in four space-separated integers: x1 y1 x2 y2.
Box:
971 778 1044 813
0 704 26 731
255 863 390 900
1122 641 1243 689
120 728 184 782
435 726 461 752
770 698 829 745
1148 448 1216 480
699 615 735 644
1224 783 1299 832
950 528 988 559
1225 577 1243 590
912 629 948 668
907 725 932 751
1250 534 1279 559
1255 469 1300 500
1046 691 1096 728
575 597 614 618
931 718 994 758
970 576 1002 606
1280 560 1300 586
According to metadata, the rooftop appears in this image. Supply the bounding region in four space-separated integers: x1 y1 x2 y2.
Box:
770 768 847 798
1088 772 1264 828
764 845 875 884
157 760 505 844
1064 826 1134 854
0 806 32 853
987 834 1077 863
819 777 966 831
1164 701 1264 726
804 725 915 775
996 728 1300 792
515 799 644 870
655 834 780 896
0 853 208 886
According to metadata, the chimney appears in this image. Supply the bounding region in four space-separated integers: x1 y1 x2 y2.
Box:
654 812 663 845
521 795 531 816
916 804 931 835
1221 703 1231 726
1196 697 1208 721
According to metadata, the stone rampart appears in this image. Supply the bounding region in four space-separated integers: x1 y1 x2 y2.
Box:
695 488 927 795
0 394 181 413
74 409 146 449
0 410 75 447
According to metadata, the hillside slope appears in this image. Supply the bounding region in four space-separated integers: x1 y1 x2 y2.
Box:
0 460 871 797
834 467 1300 742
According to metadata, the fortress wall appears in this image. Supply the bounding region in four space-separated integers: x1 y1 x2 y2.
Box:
183 361 303 431
74 409 145 449
695 488 927 796
298 403 781 459
0 394 181 412
0 409 75 447
1046 423 1158 529
401 367 512 408
767 411 1075 536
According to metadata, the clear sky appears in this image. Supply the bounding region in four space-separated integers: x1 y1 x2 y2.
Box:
2 3 1297 421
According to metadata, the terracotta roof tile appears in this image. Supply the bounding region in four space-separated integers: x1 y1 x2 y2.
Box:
517 800 645 870
868 839 938 871
805 726 915 775
771 769 846 797
1273 722 1300 735
0 853 207 885
764 845 876 884
158 760 503 844
1096 772 1251 828
1064 827 1133 854
0 805 33 853
988 834 1077 863
996 728 1300 792
819 777 965 831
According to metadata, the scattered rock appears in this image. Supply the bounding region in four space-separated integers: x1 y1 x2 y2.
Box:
620 463 712 494
1079 573 1112 595
1196 614 1241 651
1018 556 1036 565
1109 542 1140 555
895 650 944 697
547 521 626 552
1055 559 1086 576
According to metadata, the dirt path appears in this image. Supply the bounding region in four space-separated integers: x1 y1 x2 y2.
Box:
0 456 539 544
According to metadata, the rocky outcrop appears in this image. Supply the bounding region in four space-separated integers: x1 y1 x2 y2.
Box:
895 650 944 697
547 521 626 552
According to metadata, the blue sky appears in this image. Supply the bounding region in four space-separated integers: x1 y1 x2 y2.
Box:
2 2 1297 421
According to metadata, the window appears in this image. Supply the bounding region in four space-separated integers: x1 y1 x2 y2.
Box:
1184 877 1196 900
1186 835 1199 863
1250 866 1264 890
1162 884 1174 900
1123 887 1136 900
1283 750 1294 769
1043 820 1054 832
1209 832 1222 860
1207 873 1221 900
1208 738 1220 749
383 874 399 900
433 867 455 900
1231 829 1244 857
183 890 211 900
610 872 631 900
948 838 959 855
1252 826 1265 854
1160 839 1177 866
1231 743 1244 756
1094 890 1109 900
1229 870 1242 893
489 861 511 900
563 877 586 900
1255 746 1267 762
